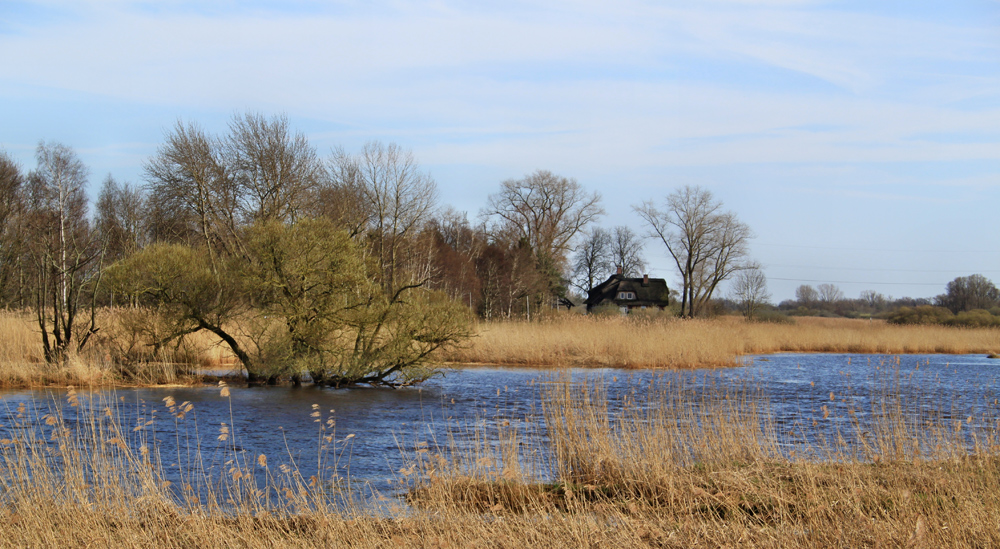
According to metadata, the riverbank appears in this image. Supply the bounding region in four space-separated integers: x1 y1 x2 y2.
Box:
442 315 1000 368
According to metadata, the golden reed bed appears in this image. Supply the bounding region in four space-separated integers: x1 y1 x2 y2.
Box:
2 372 999 547
1 310 998 387
442 314 1000 368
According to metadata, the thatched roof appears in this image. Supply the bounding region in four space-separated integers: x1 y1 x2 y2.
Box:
584 274 670 310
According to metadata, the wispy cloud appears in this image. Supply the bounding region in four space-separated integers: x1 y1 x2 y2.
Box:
1 0 998 299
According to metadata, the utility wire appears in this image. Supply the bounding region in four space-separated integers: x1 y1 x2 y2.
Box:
767 264 1000 274
769 277 945 286
757 243 1000 254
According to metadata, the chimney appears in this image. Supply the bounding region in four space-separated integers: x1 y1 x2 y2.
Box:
642 274 649 286
616 266 623 276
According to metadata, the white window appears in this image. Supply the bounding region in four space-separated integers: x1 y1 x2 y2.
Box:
617 291 635 300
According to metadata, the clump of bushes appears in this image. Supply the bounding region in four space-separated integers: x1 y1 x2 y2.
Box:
886 305 1000 327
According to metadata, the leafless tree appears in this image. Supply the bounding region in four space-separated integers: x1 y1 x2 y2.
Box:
482 170 603 298
609 225 646 277
860 289 888 312
144 120 237 263
817 283 844 305
330 141 438 292
25 142 102 363
145 113 328 265
0 151 25 307
572 227 612 292
936 274 999 313
795 284 818 308
729 261 770 320
635 186 751 317
225 112 324 224
313 153 372 238
96 176 147 262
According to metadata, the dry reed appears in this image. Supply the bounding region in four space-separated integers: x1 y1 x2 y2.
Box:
413 372 1000 547
1 371 1000 547
442 315 1000 368
0 309 235 388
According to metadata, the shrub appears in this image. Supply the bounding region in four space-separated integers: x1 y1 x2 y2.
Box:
945 309 1000 328
885 305 954 325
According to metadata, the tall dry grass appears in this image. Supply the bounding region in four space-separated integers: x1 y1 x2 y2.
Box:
412 372 1000 547
442 314 1000 368
0 384 689 548
2 373 1000 546
0 309 235 388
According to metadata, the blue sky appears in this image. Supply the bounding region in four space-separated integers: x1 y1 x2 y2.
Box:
1 0 998 301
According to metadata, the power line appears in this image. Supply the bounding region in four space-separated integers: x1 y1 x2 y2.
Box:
769 277 945 286
768 264 1000 274
757 243 1000 254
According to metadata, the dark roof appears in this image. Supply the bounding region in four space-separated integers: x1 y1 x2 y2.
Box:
584 274 670 309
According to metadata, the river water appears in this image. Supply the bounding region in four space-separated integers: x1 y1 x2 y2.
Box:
3 353 999 497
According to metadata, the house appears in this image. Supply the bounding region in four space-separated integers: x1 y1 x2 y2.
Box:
584 270 670 313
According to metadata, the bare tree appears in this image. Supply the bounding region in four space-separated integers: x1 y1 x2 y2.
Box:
25 142 102 363
572 227 612 292
936 274 999 313
145 113 329 263
609 225 646 277
729 261 770 320
314 153 373 238
817 283 844 305
0 151 25 307
144 120 237 262
330 141 438 293
635 186 751 317
225 112 324 224
482 170 603 299
96 176 147 262
859 290 887 313
795 284 818 308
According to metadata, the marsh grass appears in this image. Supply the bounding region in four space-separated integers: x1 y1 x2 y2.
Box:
2 371 1000 546
443 314 1000 368
0 309 237 388
407 371 1000 546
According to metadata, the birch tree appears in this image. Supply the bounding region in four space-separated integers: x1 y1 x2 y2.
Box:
26 143 101 362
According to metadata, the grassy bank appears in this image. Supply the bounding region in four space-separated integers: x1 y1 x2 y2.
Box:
2 373 999 547
442 315 1000 368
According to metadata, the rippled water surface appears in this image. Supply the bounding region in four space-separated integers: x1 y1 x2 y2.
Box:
3 354 1000 489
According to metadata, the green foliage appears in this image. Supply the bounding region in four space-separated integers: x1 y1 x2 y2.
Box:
108 218 472 386
944 309 1000 328
885 305 955 325
325 288 472 386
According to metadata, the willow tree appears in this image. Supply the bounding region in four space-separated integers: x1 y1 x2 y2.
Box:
111 218 470 386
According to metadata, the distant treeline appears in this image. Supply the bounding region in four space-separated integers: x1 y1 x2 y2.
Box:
718 274 1000 326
